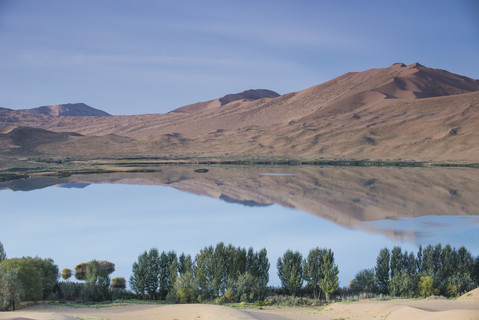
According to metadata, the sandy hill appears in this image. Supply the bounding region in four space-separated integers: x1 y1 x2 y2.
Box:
171 89 280 114
19 103 111 117
1 62 478 161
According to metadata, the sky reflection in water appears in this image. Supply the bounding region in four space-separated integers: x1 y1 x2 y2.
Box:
1 182 478 287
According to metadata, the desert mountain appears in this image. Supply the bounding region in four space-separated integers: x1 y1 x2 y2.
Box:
1 62 478 161
19 103 111 117
171 89 280 114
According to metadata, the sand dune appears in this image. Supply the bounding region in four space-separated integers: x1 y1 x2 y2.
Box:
1 289 478 320
1 62 478 161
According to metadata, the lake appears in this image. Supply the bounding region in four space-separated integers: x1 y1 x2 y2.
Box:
1 166 478 287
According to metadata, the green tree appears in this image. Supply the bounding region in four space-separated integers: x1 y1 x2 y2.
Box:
195 245 215 300
390 247 403 279
75 260 114 281
350 268 378 295
130 251 147 298
421 245 435 276
226 272 260 302
389 272 418 297
31 257 59 299
0 265 22 311
212 243 227 297
318 249 339 301
174 271 198 303
473 256 479 286
416 245 423 274
375 248 390 294
159 250 178 300
178 253 194 275
130 248 160 300
80 260 111 302
249 247 269 300
0 242 6 263
304 247 326 299
403 251 417 275
277 250 303 297
1 257 45 301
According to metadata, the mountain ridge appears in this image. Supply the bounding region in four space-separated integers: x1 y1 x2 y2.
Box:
19 103 111 117
1 62 478 162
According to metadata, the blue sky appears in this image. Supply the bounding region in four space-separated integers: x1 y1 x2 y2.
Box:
1 0 478 115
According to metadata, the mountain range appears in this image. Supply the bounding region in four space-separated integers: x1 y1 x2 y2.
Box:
1 62 478 162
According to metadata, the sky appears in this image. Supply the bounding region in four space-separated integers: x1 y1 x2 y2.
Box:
0 0 478 115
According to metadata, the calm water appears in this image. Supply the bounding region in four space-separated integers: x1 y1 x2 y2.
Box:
1 166 478 286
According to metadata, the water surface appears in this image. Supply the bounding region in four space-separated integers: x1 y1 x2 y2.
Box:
1 166 478 286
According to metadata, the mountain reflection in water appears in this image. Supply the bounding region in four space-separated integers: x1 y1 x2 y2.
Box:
2 166 478 232
1 166 478 286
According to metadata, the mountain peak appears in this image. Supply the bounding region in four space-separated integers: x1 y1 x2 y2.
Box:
219 89 280 106
22 103 111 117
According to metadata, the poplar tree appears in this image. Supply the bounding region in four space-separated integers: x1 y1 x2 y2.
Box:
318 249 339 301
304 247 326 299
375 248 390 294
0 242 6 263
277 250 303 297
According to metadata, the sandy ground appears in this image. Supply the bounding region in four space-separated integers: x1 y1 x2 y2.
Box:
0 291 478 320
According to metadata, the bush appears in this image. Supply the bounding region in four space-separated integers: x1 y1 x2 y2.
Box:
417 276 434 298
57 281 83 301
265 295 318 307
61 268 72 280
111 277 126 289
389 273 418 297
174 271 198 303
111 288 135 300
446 283 458 298
350 268 378 295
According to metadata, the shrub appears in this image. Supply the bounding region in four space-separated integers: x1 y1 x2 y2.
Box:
350 268 378 295
446 283 458 298
174 271 198 303
61 268 72 281
111 277 126 290
389 273 418 297
417 276 434 298
111 288 135 300
57 281 83 301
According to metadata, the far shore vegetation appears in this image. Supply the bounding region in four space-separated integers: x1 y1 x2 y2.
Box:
1 240 478 311
1 156 478 184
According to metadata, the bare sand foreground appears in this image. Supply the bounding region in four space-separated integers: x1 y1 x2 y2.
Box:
0 289 478 320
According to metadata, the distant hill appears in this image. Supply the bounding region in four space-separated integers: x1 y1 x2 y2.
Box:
170 89 280 114
1 63 478 162
20 103 110 117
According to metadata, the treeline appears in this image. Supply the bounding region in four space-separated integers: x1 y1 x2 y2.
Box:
129 243 270 304
0 242 132 310
2 240 479 310
350 244 479 298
